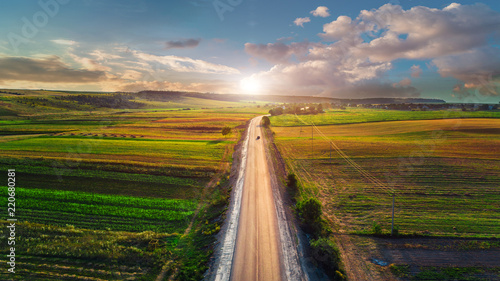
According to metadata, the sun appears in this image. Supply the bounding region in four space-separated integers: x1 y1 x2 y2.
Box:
240 77 262 94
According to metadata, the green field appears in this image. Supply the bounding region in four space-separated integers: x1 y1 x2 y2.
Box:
271 112 500 238
1 187 196 233
271 108 500 126
0 90 266 280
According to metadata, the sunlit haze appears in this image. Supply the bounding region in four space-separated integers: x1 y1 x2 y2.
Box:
240 77 262 95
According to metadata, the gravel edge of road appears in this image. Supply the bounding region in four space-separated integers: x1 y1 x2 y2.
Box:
204 119 252 281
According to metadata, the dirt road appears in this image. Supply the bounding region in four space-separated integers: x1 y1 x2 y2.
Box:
230 116 283 281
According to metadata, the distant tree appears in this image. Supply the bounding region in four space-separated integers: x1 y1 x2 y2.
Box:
308 105 317 114
317 103 324 113
221 126 232 137
479 104 490 111
261 116 271 128
269 107 283 116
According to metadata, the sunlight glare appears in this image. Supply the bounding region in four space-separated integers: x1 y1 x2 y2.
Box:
240 77 262 94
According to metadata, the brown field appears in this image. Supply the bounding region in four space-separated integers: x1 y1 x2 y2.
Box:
272 116 500 280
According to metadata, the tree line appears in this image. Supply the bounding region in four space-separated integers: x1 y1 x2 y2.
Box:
269 103 325 116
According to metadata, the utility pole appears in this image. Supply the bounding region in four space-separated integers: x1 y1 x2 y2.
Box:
311 123 314 161
391 192 395 236
329 142 332 162
330 142 333 179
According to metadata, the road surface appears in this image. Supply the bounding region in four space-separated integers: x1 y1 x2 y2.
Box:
230 116 283 281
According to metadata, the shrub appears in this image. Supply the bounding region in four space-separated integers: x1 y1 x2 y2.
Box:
297 197 322 224
389 264 410 278
221 126 232 137
372 221 382 235
286 173 298 194
392 225 399 237
310 238 346 280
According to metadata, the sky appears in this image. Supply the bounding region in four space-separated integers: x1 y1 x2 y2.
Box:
0 0 499 103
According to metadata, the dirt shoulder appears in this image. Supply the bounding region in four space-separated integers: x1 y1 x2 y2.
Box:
204 119 251 281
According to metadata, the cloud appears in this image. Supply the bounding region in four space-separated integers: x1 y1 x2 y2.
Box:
311 6 330 18
334 82 421 99
433 47 500 96
248 54 392 96
294 17 310 27
165 38 201 50
320 16 372 41
51 39 78 46
213 38 226 44
393 78 412 87
411 65 422 78
132 51 240 75
69 53 111 72
90 50 123 60
355 3 500 62
121 70 143 80
0 56 106 84
244 41 315 64
245 3 500 98
433 47 500 84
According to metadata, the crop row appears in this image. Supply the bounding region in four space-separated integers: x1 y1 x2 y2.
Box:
18 209 185 232
9 187 197 210
0 163 198 187
0 187 196 232
0 136 227 161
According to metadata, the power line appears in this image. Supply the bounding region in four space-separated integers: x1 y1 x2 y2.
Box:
294 114 398 235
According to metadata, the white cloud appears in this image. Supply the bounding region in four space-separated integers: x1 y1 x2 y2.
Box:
311 6 330 18
294 17 310 27
245 3 500 97
121 70 143 80
320 16 372 41
69 53 111 72
51 39 78 46
90 50 123 61
355 3 500 62
443 3 461 11
132 51 240 75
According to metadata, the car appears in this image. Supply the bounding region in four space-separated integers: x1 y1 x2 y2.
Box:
256 136 260 140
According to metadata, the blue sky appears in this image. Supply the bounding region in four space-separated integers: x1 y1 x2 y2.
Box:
0 0 499 102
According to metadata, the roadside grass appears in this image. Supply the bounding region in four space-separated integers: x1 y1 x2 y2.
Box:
270 108 500 127
272 117 500 238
